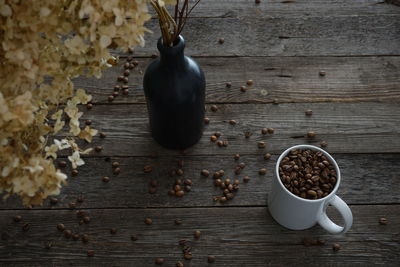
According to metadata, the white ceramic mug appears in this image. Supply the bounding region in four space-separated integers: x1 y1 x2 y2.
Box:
268 145 353 234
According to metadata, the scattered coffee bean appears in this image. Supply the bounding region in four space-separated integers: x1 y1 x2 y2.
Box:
208 255 216 263
155 258 165 265
58 160 67 168
86 103 93 110
320 141 328 148
87 250 95 257
108 95 114 102
85 119 92 126
244 131 252 138
264 153 272 160
123 70 130 77
218 38 225 44
113 167 121 175
176 190 185 197
246 79 253 86
112 161 120 168
255 0 261 4
82 234 89 243
176 262 184 267
229 120 237 125
234 153 240 160
332 243 341 251
130 234 138 241
143 165 152 173
102 176 110 183
210 135 217 142
174 219 182 225
149 187 157 194
176 169 184 176
204 117 210 124
144 218 152 225
132 60 139 66
57 223 65 231
210 105 218 112
95 146 103 152
114 85 121 91
239 162 246 169
110 228 117 234
63 229 72 238
117 75 124 81
72 233 80 240
122 88 129 95
68 202 76 209
217 140 223 147
220 196 227 203
49 197 58 205
259 168 267 175
194 230 201 239
307 131 316 138
258 141 266 148
184 253 193 260
71 169 78 176
124 62 130 69
243 176 250 183
226 82 232 88
99 132 106 138
240 86 247 92
123 77 128 83
267 128 275 134
379 217 388 225
13 215 22 222
112 91 119 97
261 128 268 135
201 169 210 177
319 70 326 76
128 47 134 54
305 109 313 116
222 140 229 147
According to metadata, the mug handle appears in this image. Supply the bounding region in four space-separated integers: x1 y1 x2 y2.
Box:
317 195 353 234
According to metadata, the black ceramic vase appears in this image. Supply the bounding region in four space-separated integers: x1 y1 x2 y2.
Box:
143 36 206 150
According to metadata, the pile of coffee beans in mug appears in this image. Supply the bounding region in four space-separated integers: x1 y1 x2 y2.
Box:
278 149 337 200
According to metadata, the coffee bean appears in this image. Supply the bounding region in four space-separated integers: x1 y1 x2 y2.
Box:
117 75 124 81
83 216 90 224
261 128 268 135
214 179 222 186
76 210 85 218
149 187 157 194
176 262 184 267
255 0 261 4
184 185 191 192
174 218 182 225
123 69 130 77
226 82 232 88
234 153 240 160
258 141 266 148
201 169 210 177
123 77 128 83
144 218 152 225
264 153 272 160
124 62 130 69
168 189 175 196
99 132 106 138
267 128 275 134
246 79 253 86
240 86 247 92
57 223 65 231
184 253 193 260
332 243 341 251
243 176 250 183
319 70 326 76
307 190 317 198
184 179 192 185
244 131 252 138
320 141 328 147
68 202 76 209
218 38 225 44
13 215 22 222
175 179 183 185
238 162 246 169
222 140 229 147
72 233 80 240
108 95 114 102
220 196 227 203
58 160 67 168
154 258 165 265
110 228 117 234
210 105 218 112
143 165 152 173
102 176 110 182
176 169 184 176
87 250 95 257
305 109 313 116
130 234 138 241
259 168 267 175
204 117 210 124
176 190 185 197
86 103 93 110
379 217 388 225
113 167 121 175
208 255 216 263
71 169 78 176
210 135 217 142
307 131 316 138
229 119 237 125
217 140 223 147
193 230 201 239
63 229 72 238
174 185 181 192
82 234 89 243
94 146 102 152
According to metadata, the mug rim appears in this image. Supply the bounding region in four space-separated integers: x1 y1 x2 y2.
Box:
275 144 341 203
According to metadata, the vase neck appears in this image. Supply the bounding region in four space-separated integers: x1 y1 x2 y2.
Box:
157 35 186 66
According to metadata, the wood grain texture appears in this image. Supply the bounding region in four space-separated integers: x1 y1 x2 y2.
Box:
177 0 400 17
75 56 400 104
111 15 400 57
1 154 399 209
0 205 399 266
54 102 400 156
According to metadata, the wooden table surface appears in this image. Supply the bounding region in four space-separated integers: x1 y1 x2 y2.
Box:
1 1 400 266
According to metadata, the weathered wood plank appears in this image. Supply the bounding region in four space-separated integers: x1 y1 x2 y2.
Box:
111 15 400 57
174 0 400 18
0 205 399 266
74 56 400 104
56 102 400 156
1 154 399 209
